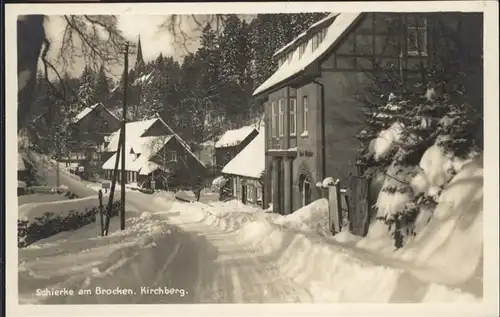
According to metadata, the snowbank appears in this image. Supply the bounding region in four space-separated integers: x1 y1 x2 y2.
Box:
18 212 180 304
18 193 121 222
399 155 483 285
171 199 481 302
271 199 330 236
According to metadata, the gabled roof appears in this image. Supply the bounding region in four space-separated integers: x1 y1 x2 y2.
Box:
222 127 265 179
105 118 158 152
273 13 339 58
102 135 173 172
154 114 206 168
102 116 206 172
215 125 258 149
71 103 120 124
253 12 363 97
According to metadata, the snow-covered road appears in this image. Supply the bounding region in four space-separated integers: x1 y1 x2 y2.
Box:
19 195 313 304
18 188 481 304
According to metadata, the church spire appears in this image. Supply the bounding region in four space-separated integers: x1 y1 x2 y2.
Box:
134 34 145 74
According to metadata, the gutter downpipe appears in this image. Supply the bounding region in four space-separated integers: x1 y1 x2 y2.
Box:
312 78 326 183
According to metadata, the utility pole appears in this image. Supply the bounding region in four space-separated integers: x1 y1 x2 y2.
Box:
54 106 61 188
120 42 130 231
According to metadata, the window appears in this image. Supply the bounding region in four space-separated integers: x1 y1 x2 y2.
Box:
232 179 237 197
169 150 177 162
407 15 428 56
299 42 307 58
290 98 297 136
257 186 263 202
312 34 319 50
302 96 309 135
271 101 277 137
312 29 326 51
277 57 284 67
246 185 255 202
278 99 285 136
318 28 326 43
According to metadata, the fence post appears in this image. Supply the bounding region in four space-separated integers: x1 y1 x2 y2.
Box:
98 189 104 236
328 179 342 234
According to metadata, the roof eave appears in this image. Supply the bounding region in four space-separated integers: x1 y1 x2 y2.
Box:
222 172 263 180
253 69 307 99
253 13 366 99
253 64 321 98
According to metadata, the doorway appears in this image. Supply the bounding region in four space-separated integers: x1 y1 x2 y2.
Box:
241 184 247 204
299 173 312 207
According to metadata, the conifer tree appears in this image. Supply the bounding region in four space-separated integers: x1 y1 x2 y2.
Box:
354 13 482 249
93 65 112 105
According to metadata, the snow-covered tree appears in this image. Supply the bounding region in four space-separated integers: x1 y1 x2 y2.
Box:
353 13 483 249
77 66 97 107
93 65 112 105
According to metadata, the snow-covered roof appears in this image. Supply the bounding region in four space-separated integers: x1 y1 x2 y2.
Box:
139 161 162 175
273 13 339 58
71 103 119 124
102 135 173 172
222 128 265 179
215 125 258 149
105 118 158 152
130 135 174 172
18 155 26 171
103 117 206 171
253 12 362 96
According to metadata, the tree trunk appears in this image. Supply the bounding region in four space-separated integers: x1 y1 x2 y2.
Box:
17 15 46 131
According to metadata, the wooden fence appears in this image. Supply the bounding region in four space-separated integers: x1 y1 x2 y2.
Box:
327 176 372 237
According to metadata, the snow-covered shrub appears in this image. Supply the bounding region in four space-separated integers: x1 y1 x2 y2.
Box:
18 201 122 247
356 89 481 249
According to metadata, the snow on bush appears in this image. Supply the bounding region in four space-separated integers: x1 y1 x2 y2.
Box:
18 200 122 247
369 122 405 161
211 176 228 190
413 136 456 196
375 163 418 219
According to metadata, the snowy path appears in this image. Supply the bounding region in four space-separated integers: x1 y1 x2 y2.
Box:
161 218 313 303
18 191 481 304
19 196 313 304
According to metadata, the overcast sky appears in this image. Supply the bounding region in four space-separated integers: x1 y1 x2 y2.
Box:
43 15 204 81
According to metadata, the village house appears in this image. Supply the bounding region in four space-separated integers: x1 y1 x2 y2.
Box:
253 12 472 215
221 127 265 207
214 125 259 172
101 116 206 190
63 103 121 178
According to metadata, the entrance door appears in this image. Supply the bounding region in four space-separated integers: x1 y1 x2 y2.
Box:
304 181 312 206
278 159 285 214
241 185 247 204
300 173 312 208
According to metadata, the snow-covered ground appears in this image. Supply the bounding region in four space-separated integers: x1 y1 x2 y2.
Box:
19 182 482 304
